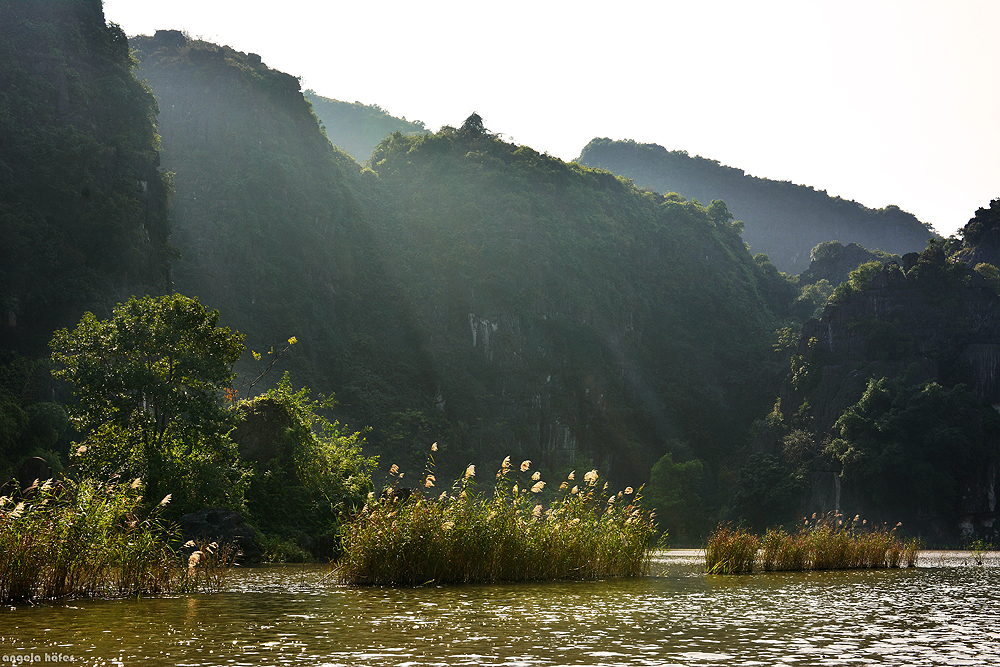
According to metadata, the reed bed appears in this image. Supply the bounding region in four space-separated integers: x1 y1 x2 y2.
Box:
337 455 657 585
706 514 919 574
0 478 234 602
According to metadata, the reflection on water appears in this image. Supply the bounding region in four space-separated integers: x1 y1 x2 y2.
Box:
2 551 999 666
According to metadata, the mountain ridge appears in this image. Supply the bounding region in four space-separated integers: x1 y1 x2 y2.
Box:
577 138 936 274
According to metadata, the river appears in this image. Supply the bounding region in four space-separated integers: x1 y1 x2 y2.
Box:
2 551 998 666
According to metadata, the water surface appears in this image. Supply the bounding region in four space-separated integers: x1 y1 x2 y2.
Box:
2 551 998 666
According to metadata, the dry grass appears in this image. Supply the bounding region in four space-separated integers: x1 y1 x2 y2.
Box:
706 513 919 574
336 455 657 585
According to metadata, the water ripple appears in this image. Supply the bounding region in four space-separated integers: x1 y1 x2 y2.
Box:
2 559 999 665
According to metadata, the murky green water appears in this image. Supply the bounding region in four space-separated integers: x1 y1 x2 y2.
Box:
2 551 998 666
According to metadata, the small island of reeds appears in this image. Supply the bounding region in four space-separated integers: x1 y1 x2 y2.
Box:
336 452 657 585
705 513 919 574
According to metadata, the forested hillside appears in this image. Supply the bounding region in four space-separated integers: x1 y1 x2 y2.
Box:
127 30 797 489
577 139 936 274
365 115 791 486
305 91 426 162
0 0 170 357
0 0 172 483
4 2 994 549
129 31 441 470
747 205 1000 543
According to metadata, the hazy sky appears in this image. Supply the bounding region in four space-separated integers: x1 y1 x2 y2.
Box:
103 0 999 238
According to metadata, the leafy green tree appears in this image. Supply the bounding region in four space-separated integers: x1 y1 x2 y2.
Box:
791 279 834 320
458 112 488 140
829 260 885 304
707 199 744 234
974 263 1000 294
959 198 1000 248
50 294 247 513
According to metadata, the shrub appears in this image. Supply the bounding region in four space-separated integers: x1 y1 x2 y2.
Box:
235 373 376 560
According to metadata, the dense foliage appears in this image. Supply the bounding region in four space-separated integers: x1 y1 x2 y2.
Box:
953 198 1000 268
50 294 247 516
4 3 995 551
829 376 998 529
644 449 706 544
744 220 1000 543
798 241 900 289
129 32 440 469
577 138 935 274
233 374 376 560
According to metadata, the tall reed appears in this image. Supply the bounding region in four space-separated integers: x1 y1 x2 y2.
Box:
179 539 240 592
0 477 234 602
337 454 657 585
705 513 919 574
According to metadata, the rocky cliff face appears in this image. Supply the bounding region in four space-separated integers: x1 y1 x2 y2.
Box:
0 0 170 355
768 248 1000 542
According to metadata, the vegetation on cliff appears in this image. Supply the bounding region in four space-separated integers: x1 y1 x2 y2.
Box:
232 374 376 559
3 3 996 553
367 114 789 494
128 31 441 476
123 27 798 524
743 208 1000 543
0 0 173 484
0 0 171 357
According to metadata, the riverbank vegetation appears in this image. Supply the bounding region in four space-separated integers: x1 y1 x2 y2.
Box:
705 514 919 574
0 477 233 603
337 453 657 585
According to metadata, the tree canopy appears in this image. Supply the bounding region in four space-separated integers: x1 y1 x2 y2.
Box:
50 294 246 512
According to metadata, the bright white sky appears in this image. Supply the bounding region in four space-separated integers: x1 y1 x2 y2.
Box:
103 0 999 238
